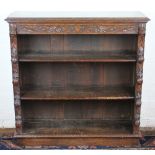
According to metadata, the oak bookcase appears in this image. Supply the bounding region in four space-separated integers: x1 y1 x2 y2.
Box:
6 12 149 147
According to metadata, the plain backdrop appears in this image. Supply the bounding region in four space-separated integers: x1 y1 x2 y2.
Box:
0 0 155 128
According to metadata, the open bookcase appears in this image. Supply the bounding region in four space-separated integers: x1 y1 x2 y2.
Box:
6 12 149 147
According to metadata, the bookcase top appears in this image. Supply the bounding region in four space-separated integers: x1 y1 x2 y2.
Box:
6 11 150 23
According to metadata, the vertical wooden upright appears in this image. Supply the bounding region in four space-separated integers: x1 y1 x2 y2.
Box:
9 24 22 134
134 23 146 134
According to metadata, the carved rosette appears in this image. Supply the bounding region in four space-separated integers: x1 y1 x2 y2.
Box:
10 31 22 134
17 24 138 34
134 23 146 134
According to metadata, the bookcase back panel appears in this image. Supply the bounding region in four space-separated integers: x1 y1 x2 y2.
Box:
18 34 137 53
22 100 133 120
21 100 133 135
18 35 51 52
20 62 134 89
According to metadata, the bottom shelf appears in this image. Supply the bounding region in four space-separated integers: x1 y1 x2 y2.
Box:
22 120 132 136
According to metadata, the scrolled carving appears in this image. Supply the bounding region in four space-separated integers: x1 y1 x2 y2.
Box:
17 24 138 34
135 98 141 106
15 115 22 120
14 95 20 106
136 106 141 113
14 105 22 120
12 73 19 83
134 24 146 134
79 25 137 34
135 113 140 120
135 120 140 126
10 35 18 62
16 119 22 128
12 63 19 85
10 33 22 134
136 63 143 83
137 47 144 61
135 87 141 99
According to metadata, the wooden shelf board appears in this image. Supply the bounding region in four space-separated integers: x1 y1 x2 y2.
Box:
19 50 136 62
21 86 134 100
15 134 140 138
21 120 133 136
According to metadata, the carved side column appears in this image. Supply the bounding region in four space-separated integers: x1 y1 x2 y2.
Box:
133 23 146 134
10 24 22 134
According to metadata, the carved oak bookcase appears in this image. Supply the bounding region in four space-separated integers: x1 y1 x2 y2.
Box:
6 12 149 147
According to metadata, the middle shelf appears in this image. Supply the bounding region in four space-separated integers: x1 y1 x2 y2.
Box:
21 86 134 100
19 50 136 62
20 62 135 100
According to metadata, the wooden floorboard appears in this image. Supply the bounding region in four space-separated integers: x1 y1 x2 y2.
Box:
0 128 15 137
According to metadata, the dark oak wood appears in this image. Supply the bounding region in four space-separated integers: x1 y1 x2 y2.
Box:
19 51 136 62
6 11 149 147
20 86 134 100
15 137 140 148
22 120 132 135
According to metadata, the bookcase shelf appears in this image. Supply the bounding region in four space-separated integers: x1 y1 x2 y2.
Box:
21 86 134 100
19 50 136 62
22 120 132 136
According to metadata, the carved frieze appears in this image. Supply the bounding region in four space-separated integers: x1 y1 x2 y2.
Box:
17 24 138 34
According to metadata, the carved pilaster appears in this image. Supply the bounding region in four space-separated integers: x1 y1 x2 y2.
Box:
133 23 146 134
10 33 22 134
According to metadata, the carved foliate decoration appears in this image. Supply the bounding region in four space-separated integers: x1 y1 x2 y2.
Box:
134 27 145 132
135 120 140 126
135 84 142 98
134 106 141 127
16 119 22 128
137 34 145 62
14 95 20 106
136 62 143 83
12 63 19 85
16 116 22 120
135 98 141 106
10 33 22 134
10 35 18 63
135 113 140 120
17 24 138 34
